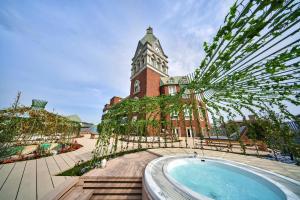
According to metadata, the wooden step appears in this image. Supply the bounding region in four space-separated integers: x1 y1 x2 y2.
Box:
60 187 92 200
90 194 142 200
73 190 93 200
83 177 142 181
83 182 142 189
93 188 142 195
84 180 142 184
82 176 142 180
83 177 142 184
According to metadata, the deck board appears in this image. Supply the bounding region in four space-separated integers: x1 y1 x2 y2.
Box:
0 163 15 190
0 161 26 200
65 152 80 164
59 153 75 168
71 150 90 161
52 155 69 173
37 158 53 200
45 156 61 176
52 176 67 188
17 160 37 200
0 135 97 200
84 151 158 177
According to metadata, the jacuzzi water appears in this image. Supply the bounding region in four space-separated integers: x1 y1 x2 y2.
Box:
166 158 287 200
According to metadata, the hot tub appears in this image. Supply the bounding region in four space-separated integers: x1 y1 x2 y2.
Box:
143 155 300 200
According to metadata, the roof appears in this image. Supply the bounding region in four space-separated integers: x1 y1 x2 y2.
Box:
66 114 81 122
140 27 159 45
31 99 47 109
133 27 167 59
160 76 189 86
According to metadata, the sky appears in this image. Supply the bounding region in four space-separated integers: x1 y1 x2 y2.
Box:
1 0 238 124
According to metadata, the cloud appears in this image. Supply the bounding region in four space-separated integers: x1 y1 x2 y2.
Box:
0 0 238 123
157 0 234 77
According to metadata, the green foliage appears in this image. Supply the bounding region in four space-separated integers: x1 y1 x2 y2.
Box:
244 120 269 141
225 121 239 135
94 0 300 161
0 93 81 159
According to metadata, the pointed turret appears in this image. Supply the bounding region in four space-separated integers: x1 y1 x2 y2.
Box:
131 27 169 80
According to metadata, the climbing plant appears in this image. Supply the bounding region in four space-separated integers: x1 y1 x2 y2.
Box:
0 94 81 159
95 0 300 160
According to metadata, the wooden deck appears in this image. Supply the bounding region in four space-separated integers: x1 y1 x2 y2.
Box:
46 151 158 200
84 151 158 177
1 136 299 200
0 134 97 200
41 148 300 200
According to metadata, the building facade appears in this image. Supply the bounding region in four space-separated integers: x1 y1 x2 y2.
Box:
102 27 209 137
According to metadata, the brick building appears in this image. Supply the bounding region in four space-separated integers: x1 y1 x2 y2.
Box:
102 27 209 137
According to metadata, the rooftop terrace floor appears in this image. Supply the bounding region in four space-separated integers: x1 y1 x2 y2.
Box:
0 137 299 200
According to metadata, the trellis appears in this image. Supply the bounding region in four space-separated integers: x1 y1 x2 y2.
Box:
0 102 81 158
96 0 300 160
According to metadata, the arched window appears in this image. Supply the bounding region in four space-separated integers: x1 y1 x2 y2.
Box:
151 58 154 65
163 66 167 74
134 80 140 94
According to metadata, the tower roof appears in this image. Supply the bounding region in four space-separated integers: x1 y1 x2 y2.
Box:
132 27 167 60
140 26 158 45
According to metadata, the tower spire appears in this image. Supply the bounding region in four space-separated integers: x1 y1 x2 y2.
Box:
146 26 153 34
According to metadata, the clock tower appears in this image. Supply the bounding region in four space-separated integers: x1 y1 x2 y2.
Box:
130 27 169 98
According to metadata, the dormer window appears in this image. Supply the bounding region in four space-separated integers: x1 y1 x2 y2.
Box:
182 89 191 99
134 80 140 94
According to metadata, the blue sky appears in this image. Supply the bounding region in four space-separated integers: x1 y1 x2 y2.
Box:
0 0 239 123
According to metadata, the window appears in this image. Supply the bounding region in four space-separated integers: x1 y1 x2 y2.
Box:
134 80 140 94
170 110 178 120
172 128 180 137
121 117 128 125
153 60 157 68
168 86 177 96
157 63 161 71
140 60 143 69
182 89 191 99
163 67 167 74
132 116 137 121
184 107 192 120
186 128 193 137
